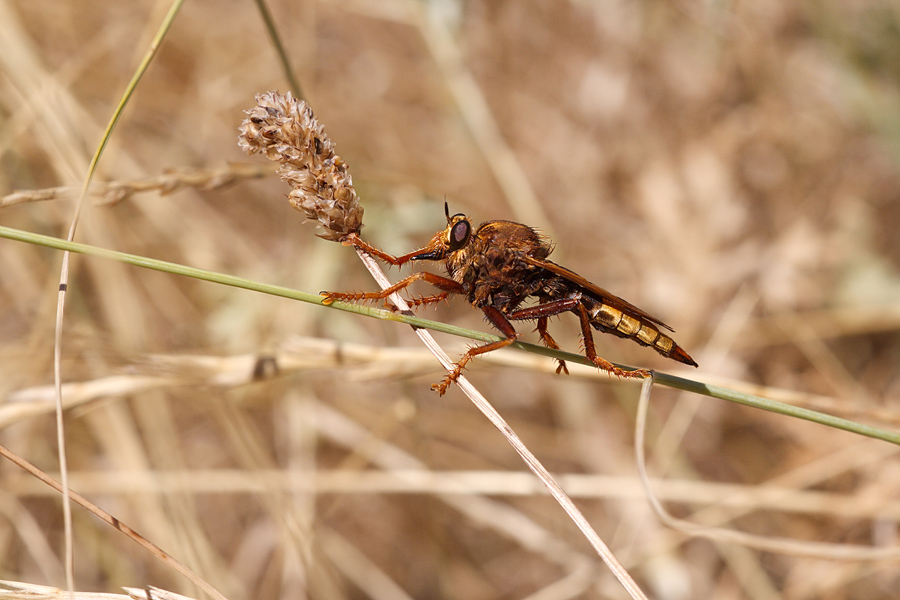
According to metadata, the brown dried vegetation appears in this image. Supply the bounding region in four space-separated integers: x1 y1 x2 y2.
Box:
2 1 900 599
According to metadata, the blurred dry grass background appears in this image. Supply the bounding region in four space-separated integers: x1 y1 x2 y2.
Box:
2 0 900 598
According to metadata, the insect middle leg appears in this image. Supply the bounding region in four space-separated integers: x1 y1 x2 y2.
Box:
536 317 569 375
506 296 581 375
576 304 650 379
434 305 518 396
321 272 464 308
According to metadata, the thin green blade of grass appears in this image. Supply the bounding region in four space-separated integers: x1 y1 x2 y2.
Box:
3 223 898 447
250 0 304 100
53 1 186 590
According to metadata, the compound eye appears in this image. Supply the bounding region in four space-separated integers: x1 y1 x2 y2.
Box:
448 219 470 251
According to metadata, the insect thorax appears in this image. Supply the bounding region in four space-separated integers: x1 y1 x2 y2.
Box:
442 220 554 312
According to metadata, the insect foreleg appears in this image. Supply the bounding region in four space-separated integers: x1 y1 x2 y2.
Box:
502 297 579 375
341 233 431 266
434 305 518 395
577 304 650 379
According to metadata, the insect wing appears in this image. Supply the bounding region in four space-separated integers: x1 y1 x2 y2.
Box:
522 255 675 332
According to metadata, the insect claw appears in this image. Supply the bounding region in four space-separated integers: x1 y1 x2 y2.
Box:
431 376 453 396
432 362 467 395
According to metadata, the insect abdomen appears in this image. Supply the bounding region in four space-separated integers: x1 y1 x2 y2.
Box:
589 302 698 367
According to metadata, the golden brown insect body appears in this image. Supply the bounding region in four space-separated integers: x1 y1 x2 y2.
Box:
323 204 698 395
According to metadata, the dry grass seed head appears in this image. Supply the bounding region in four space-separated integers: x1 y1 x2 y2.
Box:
238 91 363 240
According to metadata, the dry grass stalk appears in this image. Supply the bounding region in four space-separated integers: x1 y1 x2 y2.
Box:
0 581 197 600
634 379 900 561
0 447 228 600
5 3 900 597
5 336 896 432
0 164 271 208
238 91 650 599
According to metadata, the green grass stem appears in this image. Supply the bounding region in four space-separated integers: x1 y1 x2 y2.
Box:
2 224 898 447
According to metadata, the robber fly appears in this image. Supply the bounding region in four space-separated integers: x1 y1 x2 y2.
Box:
322 204 698 395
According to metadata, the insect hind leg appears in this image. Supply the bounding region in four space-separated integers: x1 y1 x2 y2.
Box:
577 304 650 379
